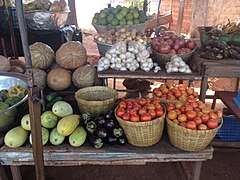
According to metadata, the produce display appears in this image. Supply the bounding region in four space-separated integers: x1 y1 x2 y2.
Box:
166 99 222 130
0 56 26 74
92 5 147 26
4 99 87 148
23 0 69 12
153 83 198 102
165 55 192 73
94 28 151 46
115 98 165 122
97 40 160 72
151 32 196 55
0 0 14 7
81 109 127 148
200 37 240 60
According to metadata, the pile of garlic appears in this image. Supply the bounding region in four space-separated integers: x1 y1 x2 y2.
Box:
97 41 160 72
165 55 192 73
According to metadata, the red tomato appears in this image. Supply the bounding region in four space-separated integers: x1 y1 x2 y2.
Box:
198 124 208 130
154 102 162 109
215 110 223 119
127 109 137 115
130 114 140 122
138 98 147 106
175 109 181 115
127 104 133 109
167 110 177 120
118 101 127 109
186 110 197 120
208 112 218 120
148 109 157 119
152 97 161 103
116 108 126 117
147 103 156 110
138 108 147 115
185 105 193 112
207 119 218 129
186 87 194 95
201 114 209 123
193 116 202 126
125 99 133 104
186 121 197 130
166 102 175 112
174 101 183 109
179 122 186 127
155 108 164 117
178 114 187 123
132 104 141 111
141 113 152 122
122 113 130 121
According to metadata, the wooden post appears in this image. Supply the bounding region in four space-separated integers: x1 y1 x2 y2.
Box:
15 1 45 180
176 0 186 36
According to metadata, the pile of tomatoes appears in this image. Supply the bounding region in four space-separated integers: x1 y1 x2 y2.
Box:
115 98 165 122
153 83 198 102
166 99 222 130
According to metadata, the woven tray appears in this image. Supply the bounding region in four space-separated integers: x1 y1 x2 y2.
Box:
166 118 223 151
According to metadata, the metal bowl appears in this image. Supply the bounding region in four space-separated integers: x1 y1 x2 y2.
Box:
0 73 28 131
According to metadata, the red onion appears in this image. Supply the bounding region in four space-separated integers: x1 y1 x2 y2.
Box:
159 42 171 54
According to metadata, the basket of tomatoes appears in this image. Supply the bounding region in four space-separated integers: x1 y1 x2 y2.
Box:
165 99 223 151
114 97 166 147
152 82 198 104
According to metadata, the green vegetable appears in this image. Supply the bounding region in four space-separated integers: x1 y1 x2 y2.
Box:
69 126 87 147
5 97 21 106
45 96 63 109
46 92 58 102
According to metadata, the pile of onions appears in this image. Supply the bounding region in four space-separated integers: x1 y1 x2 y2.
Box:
151 33 196 55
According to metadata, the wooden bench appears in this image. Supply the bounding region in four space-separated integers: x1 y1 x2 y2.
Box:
0 134 213 180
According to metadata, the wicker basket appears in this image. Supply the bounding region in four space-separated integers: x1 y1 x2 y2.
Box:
166 118 223 151
151 48 195 66
75 86 118 118
115 107 166 147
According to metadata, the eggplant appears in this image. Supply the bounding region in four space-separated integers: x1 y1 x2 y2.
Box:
95 127 108 138
88 134 103 149
106 134 118 145
104 109 114 120
94 116 106 127
86 121 97 134
118 135 127 145
105 119 116 131
113 127 123 138
81 112 91 124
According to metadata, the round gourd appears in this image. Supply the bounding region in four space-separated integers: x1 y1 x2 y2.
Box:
0 55 10 72
72 65 96 88
25 68 47 89
29 42 54 69
47 68 71 91
56 41 87 70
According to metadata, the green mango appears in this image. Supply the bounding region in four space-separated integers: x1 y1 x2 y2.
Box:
4 126 28 148
21 114 31 131
50 127 65 145
41 111 58 129
29 127 49 146
69 126 87 147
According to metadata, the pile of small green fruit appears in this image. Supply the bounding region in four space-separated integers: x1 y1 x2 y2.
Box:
92 5 147 26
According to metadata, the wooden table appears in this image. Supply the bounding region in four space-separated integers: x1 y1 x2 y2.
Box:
0 134 213 180
98 69 202 89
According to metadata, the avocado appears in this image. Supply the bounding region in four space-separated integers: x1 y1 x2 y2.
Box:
111 18 119 26
107 13 114 23
98 18 108 25
4 126 29 148
126 13 133 20
99 10 107 18
134 19 140 24
116 13 125 21
127 20 134 25
119 19 127 26
133 12 139 19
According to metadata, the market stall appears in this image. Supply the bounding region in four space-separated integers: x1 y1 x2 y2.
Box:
1 0 240 180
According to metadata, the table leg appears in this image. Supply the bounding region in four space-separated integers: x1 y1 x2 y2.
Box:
192 161 202 180
0 164 8 180
10 166 22 180
200 76 208 102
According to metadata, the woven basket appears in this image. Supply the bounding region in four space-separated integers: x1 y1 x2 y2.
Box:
166 118 223 151
151 48 195 66
75 86 118 118
115 107 166 147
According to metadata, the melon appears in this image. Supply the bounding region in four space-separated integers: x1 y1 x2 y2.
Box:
25 68 47 89
72 65 96 89
56 41 87 70
47 68 71 91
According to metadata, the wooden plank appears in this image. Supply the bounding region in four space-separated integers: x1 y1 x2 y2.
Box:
211 140 240 149
97 69 201 80
0 164 8 180
179 162 192 180
0 136 213 166
192 161 202 180
10 166 22 180
176 0 186 36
